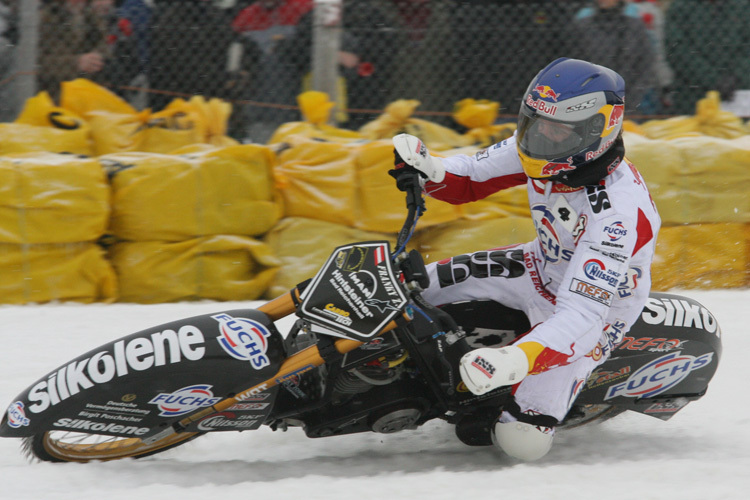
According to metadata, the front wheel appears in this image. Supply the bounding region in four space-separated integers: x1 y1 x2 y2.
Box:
23 430 204 463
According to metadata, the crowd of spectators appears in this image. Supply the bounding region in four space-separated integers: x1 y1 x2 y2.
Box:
0 0 747 141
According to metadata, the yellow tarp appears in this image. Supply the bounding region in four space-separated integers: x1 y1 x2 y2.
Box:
106 145 281 241
412 217 538 264
638 91 750 140
0 153 110 244
263 217 395 298
6 91 93 155
109 235 280 303
652 223 748 290
0 242 117 304
625 133 750 224
355 139 462 232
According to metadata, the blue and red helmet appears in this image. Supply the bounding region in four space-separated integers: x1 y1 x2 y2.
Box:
516 58 626 187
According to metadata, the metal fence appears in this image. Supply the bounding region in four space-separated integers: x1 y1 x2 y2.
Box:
2 0 749 142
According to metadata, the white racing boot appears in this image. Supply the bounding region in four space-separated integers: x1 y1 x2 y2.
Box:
458 346 529 396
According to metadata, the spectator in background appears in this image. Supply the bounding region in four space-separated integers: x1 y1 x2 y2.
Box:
0 0 18 121
628 0 673 113
571 0 657 114
147 0 261 138
231 0 313 142
38 0 114 101
280 0 404 131
664 0 750 115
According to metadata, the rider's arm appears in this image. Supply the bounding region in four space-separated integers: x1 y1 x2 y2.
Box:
393 134 528 204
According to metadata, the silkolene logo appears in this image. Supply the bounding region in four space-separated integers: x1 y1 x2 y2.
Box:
149 384 222 417
27 326 206 414
213 314 272 369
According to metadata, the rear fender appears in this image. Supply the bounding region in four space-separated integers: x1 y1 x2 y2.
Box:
1 309 285 438
578 292 722 419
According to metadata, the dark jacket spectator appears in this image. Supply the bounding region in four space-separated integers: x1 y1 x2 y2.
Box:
147 0 260 110
231 0 313 139
281 0 404 130
38 0 113 101
571 0 657 114
664 0 750 115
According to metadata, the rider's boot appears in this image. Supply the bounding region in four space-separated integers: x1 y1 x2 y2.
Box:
458 342 544 396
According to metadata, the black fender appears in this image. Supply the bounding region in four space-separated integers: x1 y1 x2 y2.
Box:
578 292 722 419
1 309 285 438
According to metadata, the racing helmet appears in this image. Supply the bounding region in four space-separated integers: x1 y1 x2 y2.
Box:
516 58 626 187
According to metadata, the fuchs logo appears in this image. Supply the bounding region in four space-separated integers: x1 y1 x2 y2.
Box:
213 314 271 369
471 356 496 378
604 221 627 241
531 205 574 264
605 351 713 400
541 158 575 176
7 401 30 428
148 384 222 417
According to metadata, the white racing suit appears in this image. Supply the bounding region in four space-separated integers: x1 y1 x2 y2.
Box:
421 135 661 423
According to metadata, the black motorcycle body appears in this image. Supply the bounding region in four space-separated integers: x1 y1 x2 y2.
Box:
0 182 722 461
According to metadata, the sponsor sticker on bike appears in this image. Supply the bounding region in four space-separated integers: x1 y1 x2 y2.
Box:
605 351 713 400
640 297 719 335
149 384 222 417
6 401 30 428
213 313 272 369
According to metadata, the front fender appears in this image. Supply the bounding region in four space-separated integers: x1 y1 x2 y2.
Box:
1 309 285 438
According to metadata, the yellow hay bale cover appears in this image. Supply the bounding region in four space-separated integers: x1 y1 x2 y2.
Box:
263 217 394 298
106 145 281 241
0 153 110 244
638 91 750 139
413 216 538 264
274 137 358 226
625 133 750 224
6 91 93 155
355 140 462 232
268 92 364 144
460 185 531 220
359 100 471 151
0 242 117 304
652 223 748 290
110 235 280 303
452 99 516 147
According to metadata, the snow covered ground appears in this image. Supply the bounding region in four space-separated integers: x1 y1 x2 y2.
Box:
0 289 747 500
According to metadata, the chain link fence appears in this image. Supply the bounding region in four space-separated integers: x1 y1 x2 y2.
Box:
2 0 749 142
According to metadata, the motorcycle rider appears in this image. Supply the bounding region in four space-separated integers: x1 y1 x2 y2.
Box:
389 58 661 461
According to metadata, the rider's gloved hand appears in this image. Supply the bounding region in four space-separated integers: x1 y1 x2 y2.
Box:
388 134 445 191
459 346 530 396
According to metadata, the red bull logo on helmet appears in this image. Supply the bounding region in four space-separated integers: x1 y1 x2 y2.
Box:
541 158 575 176
534 85 560 101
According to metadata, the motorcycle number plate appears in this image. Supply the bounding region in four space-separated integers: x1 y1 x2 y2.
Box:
298 241 408 341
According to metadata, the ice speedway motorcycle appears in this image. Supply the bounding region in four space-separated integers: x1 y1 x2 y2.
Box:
1 173 722 462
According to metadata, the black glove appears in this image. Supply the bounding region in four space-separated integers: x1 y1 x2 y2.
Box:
389 149 423 192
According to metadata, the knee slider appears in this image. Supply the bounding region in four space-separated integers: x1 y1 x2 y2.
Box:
493 420 554 461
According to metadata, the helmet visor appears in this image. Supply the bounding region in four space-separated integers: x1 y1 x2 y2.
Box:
517 107 599 161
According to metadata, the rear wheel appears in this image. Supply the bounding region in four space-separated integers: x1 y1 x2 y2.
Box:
23 430 203 463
